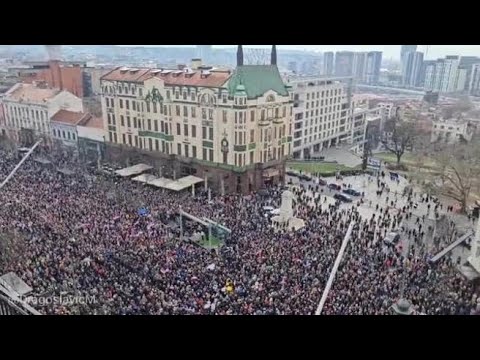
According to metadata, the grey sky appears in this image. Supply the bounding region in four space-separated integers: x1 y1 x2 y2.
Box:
121 45 480 60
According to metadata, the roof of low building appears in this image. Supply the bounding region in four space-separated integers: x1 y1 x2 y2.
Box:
51 109 89 126
4 83 61 103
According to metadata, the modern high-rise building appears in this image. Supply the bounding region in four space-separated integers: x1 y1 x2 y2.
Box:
196 45 212 63
402 51 424 87
400 45 417 75
334 51 354 77
352 52 368 83
323 52 334 76
100 46 293 194
424 56 465 93
469 63 480 96
400 46 417 61
459 56 480 92
365 51 382 85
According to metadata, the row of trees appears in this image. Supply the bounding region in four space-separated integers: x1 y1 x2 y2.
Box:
374 115 479 213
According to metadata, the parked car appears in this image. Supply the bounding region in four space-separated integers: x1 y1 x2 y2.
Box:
328 183 341 191
343 188 361 196
317 178 327 186
383 232 401 245
299 174 312 181
286 170 299 177
334 193 353 203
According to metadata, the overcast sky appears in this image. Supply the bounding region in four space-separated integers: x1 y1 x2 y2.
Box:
121 45 480 60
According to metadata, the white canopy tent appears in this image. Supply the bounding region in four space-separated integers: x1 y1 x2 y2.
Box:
115 164 153 177
164 175 203 192
149 177 174 189
132 173 158 184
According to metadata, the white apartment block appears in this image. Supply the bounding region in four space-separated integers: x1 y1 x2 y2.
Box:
424 56 465 93
431 119 473 144
469 63 480 96
2 82 83 144
287 76 355 159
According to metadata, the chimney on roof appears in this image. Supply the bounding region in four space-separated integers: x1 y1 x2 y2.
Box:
237 45 243 67
191 58 202 70
271 45 277 65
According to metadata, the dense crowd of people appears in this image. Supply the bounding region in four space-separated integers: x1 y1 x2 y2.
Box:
0 147 478 315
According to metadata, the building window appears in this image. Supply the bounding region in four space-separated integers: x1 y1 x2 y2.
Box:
184 124 189 137
121 115 124 126
202 108 207 119
209 127 213 140
146 102 150 112
53 129 57 137
72 133 76 141
113 133 117 143
147 119 151 131
122 134 126 144
202 126 207 139
208 109 213 120
251 110 255 122
191 145 197 158
203 148 207 160
154 120 158 132
177 143 181 155
133 117 137 128
155 139 159 151
126 100 130 110
108 132 112 142
250 151 254 164
62 130 66 139
119 99 123 108
192 125 196 138
261 110 265 120
161 121 165 133
191 107 196 118
184 144 189 158
275 108 279 118
111 115 116 125
183 92 187 100
177 123 181 135
127 117 131 128
176 106 180 116
134 136 138 147
132 101 136 111
153 102 157 113
209 149 213 162
148 138 152 150
183 106 188 117
166 90 170 100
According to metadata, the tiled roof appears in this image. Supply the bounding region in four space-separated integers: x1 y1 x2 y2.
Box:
51 110 89 125
227 65 289 99
5 83 61 103
81 116 103 129
101 67 231 88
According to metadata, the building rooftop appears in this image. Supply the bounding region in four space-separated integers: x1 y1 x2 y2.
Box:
4 83 61 103
227 65 289 99
101 67 231 88
51 110 89 126
81 115 103 129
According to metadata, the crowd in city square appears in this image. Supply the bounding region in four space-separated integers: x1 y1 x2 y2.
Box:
0 147 479 315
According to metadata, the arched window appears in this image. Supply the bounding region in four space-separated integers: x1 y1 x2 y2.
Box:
266 94 275 102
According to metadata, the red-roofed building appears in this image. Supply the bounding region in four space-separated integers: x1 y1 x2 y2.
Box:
19 60 84 98
51 109 91 147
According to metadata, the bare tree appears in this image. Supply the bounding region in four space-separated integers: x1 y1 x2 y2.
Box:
428 143 480 213
381 117 416 164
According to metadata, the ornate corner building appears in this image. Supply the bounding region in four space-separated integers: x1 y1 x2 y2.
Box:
99 45 293 194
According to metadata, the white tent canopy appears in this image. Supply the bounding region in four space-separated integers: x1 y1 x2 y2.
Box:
115 163 153 177
164 175 203 191
132 173 157 184
149 177 174 189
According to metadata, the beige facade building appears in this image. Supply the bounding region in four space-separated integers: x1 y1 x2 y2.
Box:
2 82 83 145
287 75 354 159
100 46 293 193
